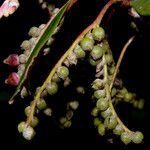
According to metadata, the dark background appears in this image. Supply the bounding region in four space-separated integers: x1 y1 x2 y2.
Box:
0 0 149 149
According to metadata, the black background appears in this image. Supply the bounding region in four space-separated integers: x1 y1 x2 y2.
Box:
0 0 149 149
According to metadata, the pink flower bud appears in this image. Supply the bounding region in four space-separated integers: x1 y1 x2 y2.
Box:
0 0 19 19
3 54 19 67
5 72 19 86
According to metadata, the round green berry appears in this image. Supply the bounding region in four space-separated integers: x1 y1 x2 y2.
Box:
91 107 99 117
124 92 133 102
21 40 31 50
113 124 124 135
92 27 105 41
64 121 72 128
132 131 144 144
18 121 26 133
76 86 85 95
80 37 94 51
52 73 61 83
25 106 31 116
28 26 40 37
120 87 128 96
111 88 117 97
22 126 35 140
88 57 100 66
60 117 67 124
105 54 113 64
94 118 101 127
94 90 106 99
96 99 109 111
57 66 69 80
46 82 58 95
138 99 144 110
98 123 105 136
31 116 39 127
99 41 109 53
121 132 131 145
101 108 112 118
104 115 117 129
109 66 115 75
74 47 86 59
37 99 47 110
90 45 103 60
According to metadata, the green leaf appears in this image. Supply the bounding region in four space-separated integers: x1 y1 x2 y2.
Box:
9 1 71 103
131 0 150 16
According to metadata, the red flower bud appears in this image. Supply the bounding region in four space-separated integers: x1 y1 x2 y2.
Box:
3 54 19 67
5 72 19 86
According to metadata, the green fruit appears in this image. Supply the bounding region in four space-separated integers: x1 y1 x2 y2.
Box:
120 87 128 95
94 118 101 127
89 57 100 66
25 106 31 116
28 26 40 37
92 79 103 90
121 132 131 145
90 45 103 60
94 90 106 99
109 66 115 75
124 92 133 102
18 121 26 133
132 131 144 144
101 108 112 118
57 66 69 80
22 126 35 140
98 123 105 136
113 124 124 135
37 99 47 110
104 115 117 129
80 37 94 51
64 121 72 128
21 40 31 50
96 99 109 111
133 101 138 108
74 46 86 59
31 116 39 127
76 86 85 95
111 88 117 97
91 107 99 117
92 27 105 41
60 117 67 124
99 41 109 53
52 73 61 83
46 82 58 95
138 99 144 109
105 54 113 64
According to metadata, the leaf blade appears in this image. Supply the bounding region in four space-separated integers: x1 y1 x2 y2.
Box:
9 1 70 103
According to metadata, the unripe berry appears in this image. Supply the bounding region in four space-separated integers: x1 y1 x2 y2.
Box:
94 90 106 99
101 107 112 118
57 66 69 80
46 82 58 95
76 86 85 95
18 121 26 133
74 46 86 59
90 45 103 60
21 40 31 50
69 101 79 110
25 106 31 117
138 99 144 109
37 99 47 110
121 132 131 145
63 120 72 128
98 123 105 136
96 98 109 111
89 57 100 66
105 54 113 64
31 116 39 127
113 124 124 135
132 131 144 144
28 26 40 37
43 108 52 116
91 107 99 117
80 37 94 51
19 54 27 64
94 118 101 127
92 27 105 41
124 92 133 102
104 116 117 129
22 126 35 140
